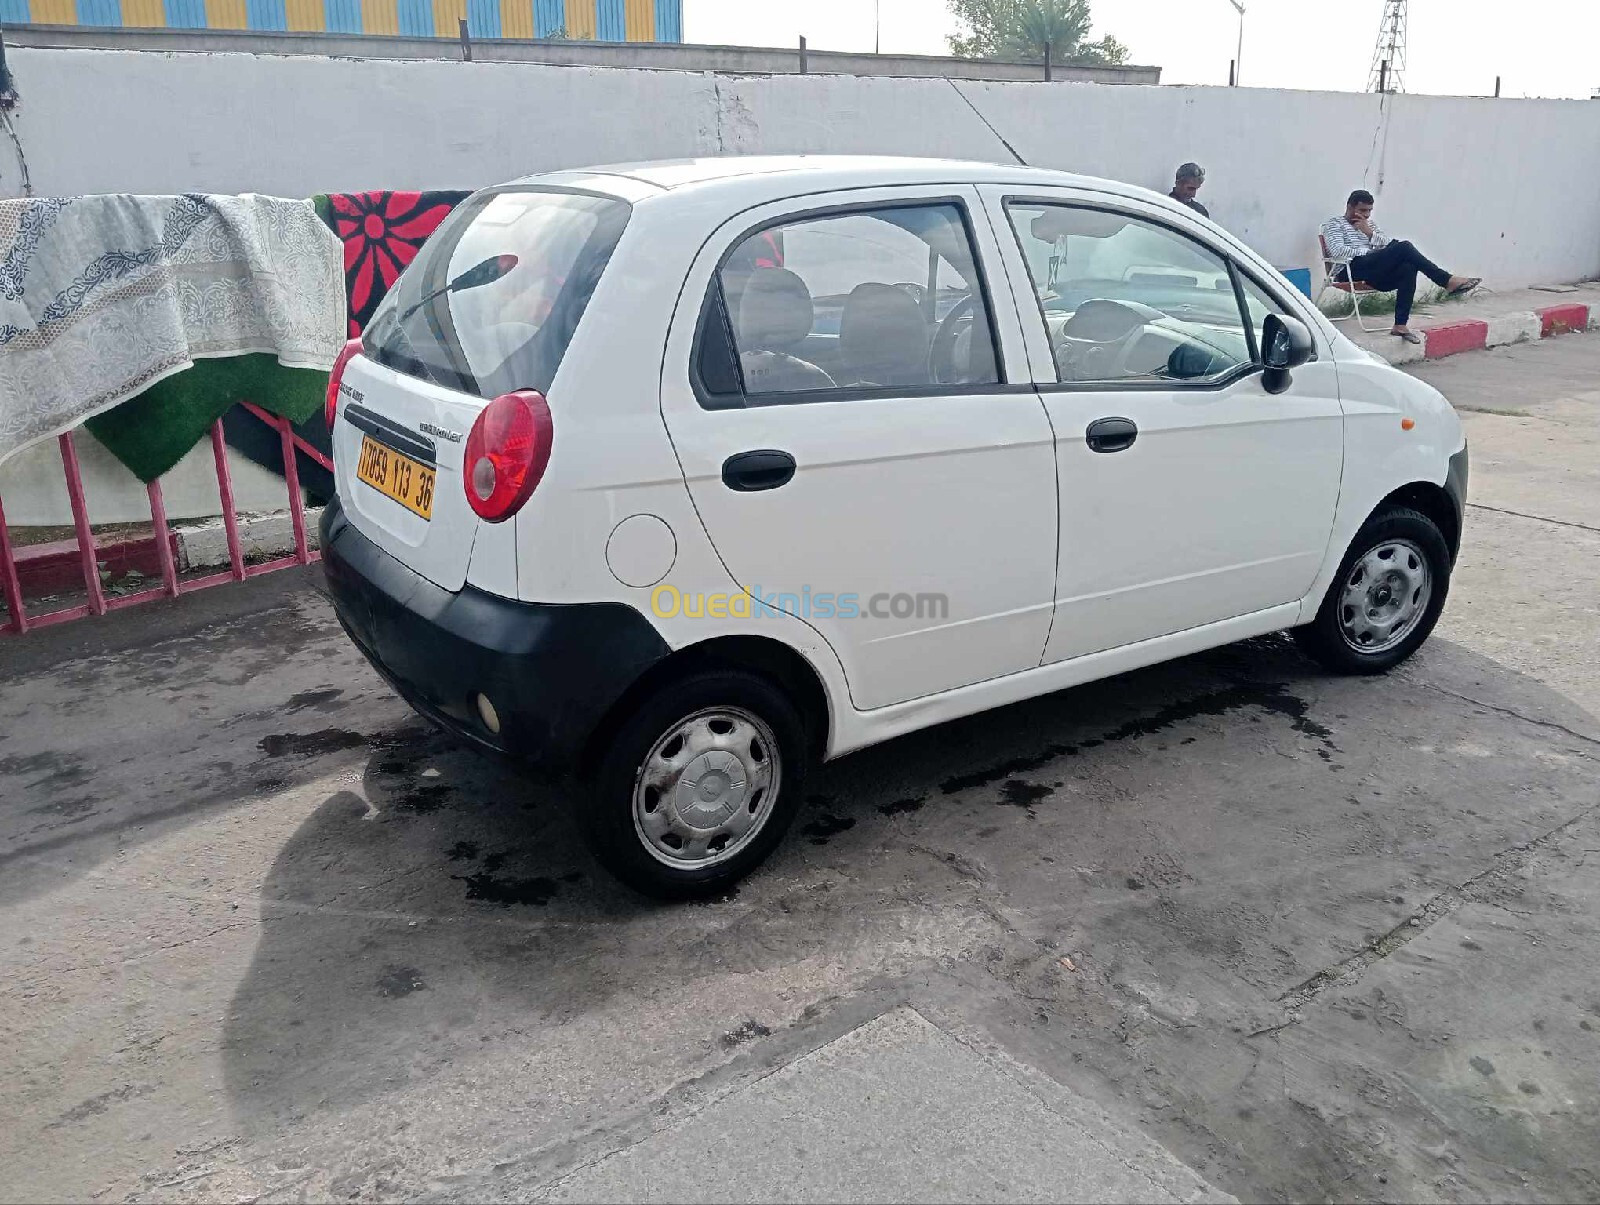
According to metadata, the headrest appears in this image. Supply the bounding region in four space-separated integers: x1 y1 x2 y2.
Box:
736 268 814 353
839 283 928 381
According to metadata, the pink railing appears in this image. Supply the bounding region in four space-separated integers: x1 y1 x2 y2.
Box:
0 406 332 637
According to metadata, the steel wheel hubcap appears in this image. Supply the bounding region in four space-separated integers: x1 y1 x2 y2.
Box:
632 706 781 868
1339 538 1432 654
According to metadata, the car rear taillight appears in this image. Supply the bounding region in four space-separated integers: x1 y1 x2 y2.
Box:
463 390 554 523
325 338 363 434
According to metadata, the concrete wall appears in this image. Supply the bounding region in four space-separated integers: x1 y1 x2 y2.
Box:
6 46 1599 289
4 25 1162 83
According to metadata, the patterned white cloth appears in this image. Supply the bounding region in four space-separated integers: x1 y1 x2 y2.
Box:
0 193 344 467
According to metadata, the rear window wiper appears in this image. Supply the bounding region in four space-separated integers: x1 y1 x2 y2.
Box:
398 254 519 323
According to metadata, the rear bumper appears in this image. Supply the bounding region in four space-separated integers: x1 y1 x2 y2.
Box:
320 499 669 774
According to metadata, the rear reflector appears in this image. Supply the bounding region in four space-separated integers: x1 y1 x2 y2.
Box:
463 390 554 523
326 338 363 436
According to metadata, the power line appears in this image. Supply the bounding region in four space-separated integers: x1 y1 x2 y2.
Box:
945 79 1027 166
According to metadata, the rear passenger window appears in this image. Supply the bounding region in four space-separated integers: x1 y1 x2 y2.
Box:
711 203 1001 402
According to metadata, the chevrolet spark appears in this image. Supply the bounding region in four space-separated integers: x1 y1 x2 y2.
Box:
322 156 1468 898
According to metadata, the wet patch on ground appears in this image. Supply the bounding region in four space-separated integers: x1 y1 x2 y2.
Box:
938 680 1338 795
801 814 857 845
284 688 347 714
997 779 1052 811
1 751 92 793
389 783 453 815
876 796 927 817
453 871 561 907
258 729 369 758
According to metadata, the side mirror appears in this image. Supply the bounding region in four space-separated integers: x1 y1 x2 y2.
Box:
1260 313 1314 395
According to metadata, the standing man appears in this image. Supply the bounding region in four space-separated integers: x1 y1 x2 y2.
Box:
1169 163 1209 218
1322 190 1481 343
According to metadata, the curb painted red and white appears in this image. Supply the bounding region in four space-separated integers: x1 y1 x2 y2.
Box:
12 509 323 601
1370 299 1596 366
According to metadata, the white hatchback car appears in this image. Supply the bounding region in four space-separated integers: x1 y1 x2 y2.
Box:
322 156 1468 898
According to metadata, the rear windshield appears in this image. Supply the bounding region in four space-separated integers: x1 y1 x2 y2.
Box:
363 187 631 399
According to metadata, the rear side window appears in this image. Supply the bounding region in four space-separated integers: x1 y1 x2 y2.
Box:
705 202 1002 404
363 188 630 399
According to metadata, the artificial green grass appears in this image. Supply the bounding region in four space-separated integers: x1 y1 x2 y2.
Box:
84 354 328 484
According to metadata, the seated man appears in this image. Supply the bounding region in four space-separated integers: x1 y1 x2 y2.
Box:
1322 190 1480 343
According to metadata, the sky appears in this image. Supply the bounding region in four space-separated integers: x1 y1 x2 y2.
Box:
682 0 1600 99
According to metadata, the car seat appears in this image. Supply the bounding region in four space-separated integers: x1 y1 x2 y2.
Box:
734 268 836 395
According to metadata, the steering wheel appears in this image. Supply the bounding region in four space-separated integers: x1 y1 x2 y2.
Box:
1056 332 1145 381
930 293 977 384
1054 299 1151 382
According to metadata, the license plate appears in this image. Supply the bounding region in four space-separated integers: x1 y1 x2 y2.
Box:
356 435 435 520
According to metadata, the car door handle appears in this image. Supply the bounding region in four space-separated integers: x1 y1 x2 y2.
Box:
722 449 797 492
1085 417 1138 454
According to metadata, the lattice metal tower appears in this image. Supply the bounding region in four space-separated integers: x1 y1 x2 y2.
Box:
1367 0 1408 93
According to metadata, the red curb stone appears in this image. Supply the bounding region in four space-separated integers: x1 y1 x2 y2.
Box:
1423 320 1489 360
13 533 177 598
1538 303 1590 338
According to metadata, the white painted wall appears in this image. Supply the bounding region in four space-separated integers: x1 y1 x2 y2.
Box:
7 46 1600 288
3 46 1599 525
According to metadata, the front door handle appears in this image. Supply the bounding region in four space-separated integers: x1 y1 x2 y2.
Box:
1085 416 1138 454
722 449 797 492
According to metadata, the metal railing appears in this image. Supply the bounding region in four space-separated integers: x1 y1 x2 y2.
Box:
0 405 331 636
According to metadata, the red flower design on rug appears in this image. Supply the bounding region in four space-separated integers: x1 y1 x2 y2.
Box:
326 191 469 336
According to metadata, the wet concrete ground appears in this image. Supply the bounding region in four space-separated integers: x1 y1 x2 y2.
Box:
1 336 1598 1202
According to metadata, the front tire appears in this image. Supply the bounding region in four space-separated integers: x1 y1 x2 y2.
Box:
1294 505 1451 675
576 669 809 899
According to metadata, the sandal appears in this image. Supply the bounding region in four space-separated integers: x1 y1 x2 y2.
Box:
1392 330 1423 345
1448 277 1482 297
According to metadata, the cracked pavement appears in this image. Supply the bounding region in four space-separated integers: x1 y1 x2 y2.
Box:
2 335 1599 1202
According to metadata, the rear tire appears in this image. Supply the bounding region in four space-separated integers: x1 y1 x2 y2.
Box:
575 669 809 900
1294 505 1451 675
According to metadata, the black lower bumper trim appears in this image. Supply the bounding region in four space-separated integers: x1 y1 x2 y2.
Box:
320 498 670 773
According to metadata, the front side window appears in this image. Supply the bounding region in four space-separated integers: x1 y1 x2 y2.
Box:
1006 203 1259 386
711 202 1002 401
1235 272 1288 361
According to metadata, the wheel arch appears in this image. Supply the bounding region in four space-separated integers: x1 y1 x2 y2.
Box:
1377 480 1461 562
579 634 832 778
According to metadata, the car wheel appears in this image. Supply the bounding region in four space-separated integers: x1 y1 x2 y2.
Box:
576 669 809 899
1294 505 1451 675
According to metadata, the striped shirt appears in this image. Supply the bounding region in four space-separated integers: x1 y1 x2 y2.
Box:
1321 215 1389 262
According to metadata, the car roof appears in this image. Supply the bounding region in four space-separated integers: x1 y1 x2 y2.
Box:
516 155 1159 208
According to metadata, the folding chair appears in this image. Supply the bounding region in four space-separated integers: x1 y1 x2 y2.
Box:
1315 235 1385 332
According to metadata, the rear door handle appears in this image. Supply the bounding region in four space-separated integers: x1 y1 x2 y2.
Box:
722 449 797 492
1085 416 1138 453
